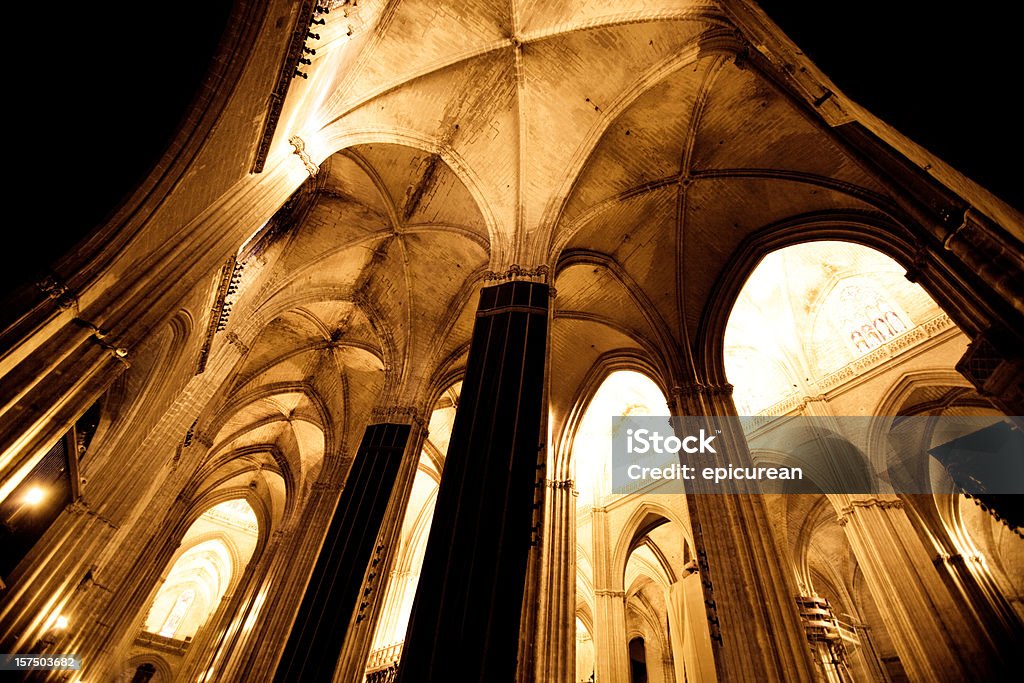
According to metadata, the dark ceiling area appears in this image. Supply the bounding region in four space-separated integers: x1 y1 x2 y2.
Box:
5 2 233 297
4 2 1019 298
758 0 1021 212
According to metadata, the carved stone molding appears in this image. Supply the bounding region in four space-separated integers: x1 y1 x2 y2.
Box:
836 497 904 526
594 588 626 599
371 405 427 429
224 331 250 355
37 274 77 310
545 479 578 496
815 313 953 393
705 383 734 398
669 382 705 401
904 247 932 284
942 209 1024 313
289 135 320 177
483 264 550 283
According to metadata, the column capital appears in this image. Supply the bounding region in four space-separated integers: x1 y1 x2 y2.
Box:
836 497 904 526
483 264 550 284
370 405 428 429
706 382 734 398
669 382 733 400
545 478 578 496
669 382 705 400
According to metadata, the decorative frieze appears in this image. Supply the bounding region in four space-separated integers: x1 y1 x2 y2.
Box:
815 313 954 392
705 383 734 398
669 382 705 401
545 479 577 496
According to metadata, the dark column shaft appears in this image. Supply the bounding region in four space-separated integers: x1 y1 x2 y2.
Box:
397 280 549 682
274 422 412 683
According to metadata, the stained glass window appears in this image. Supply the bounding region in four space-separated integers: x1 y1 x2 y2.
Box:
838 285 908 355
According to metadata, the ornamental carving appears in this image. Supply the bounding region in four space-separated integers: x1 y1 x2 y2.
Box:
37 275 77 310
836 497 904 526
289 135 320 177
483 264 550 283
371 405 427 429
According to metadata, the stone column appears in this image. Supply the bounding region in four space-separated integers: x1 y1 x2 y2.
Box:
591 505 628 682
532 479 577 683
903 494 1023 657
273 422 415 682
834 494 1006 680
669 383 816 682
395 278 549 682
332 408 427 683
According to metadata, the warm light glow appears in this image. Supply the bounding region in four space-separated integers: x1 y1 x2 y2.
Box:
724 241 937 414
54 615 69 630
573 371 669 507
141 498 260 641
23 486 44 505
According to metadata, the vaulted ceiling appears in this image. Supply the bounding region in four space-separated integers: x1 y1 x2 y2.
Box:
186 0 1021 508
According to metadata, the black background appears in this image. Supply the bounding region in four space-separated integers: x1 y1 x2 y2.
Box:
6 1 1020 295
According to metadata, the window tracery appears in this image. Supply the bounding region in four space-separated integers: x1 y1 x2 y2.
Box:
837 284 908 355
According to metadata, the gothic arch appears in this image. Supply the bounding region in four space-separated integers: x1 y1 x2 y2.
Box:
873 368 979 418
611 502 689 590
555 249 680 379
554 353 669 479
121 653 173 683
695 212 1000 385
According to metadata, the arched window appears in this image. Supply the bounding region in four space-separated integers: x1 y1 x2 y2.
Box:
141 499 259 641
159 588 195 637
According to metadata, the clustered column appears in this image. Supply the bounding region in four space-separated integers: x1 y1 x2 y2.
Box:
396 278 549 682
273 422 415 682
